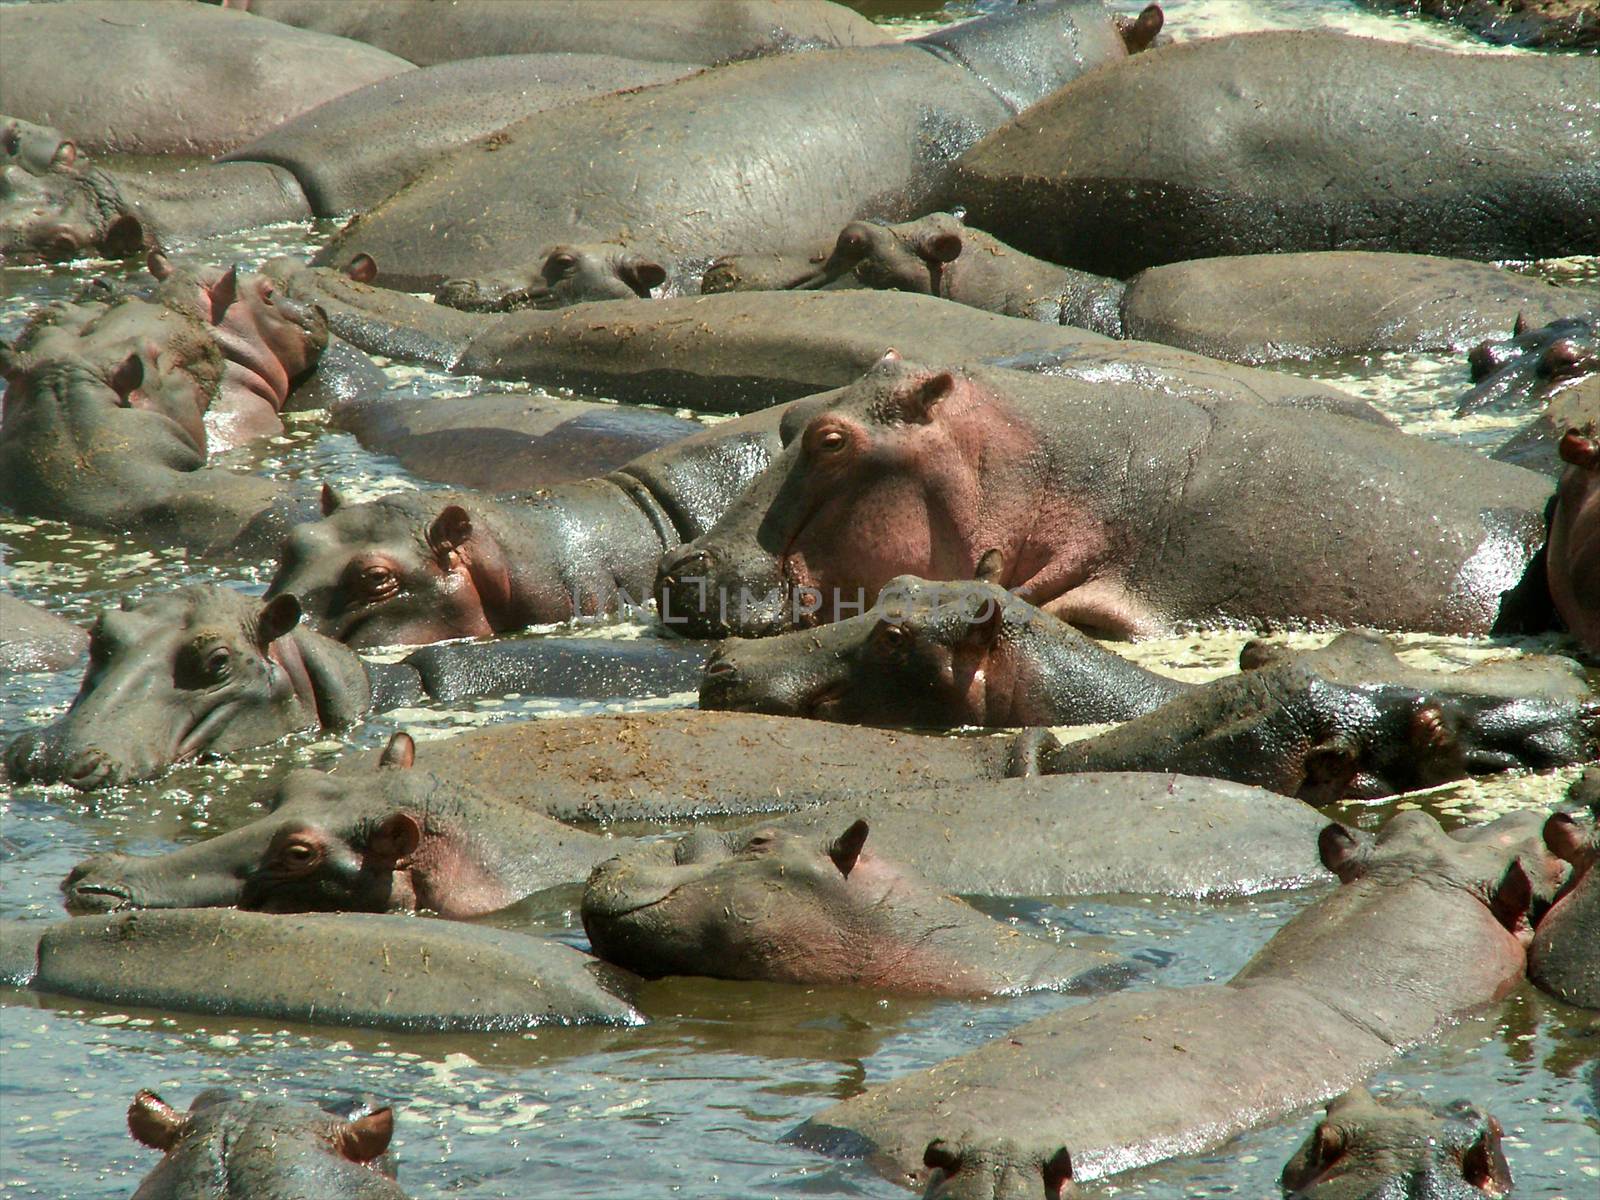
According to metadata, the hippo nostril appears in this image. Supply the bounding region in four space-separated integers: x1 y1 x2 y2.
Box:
64 750 115 791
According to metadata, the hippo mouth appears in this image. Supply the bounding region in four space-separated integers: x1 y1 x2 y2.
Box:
60 880 135 914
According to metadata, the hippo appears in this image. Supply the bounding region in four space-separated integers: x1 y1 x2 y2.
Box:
0 1 413 156
1 583 710 791
1529 770 1599 1008
0 908 641 1030
1457 316 1598 417
127 1090 408 1200
314 1 1147 290
699 575 1189 727
1278 1089 1513 1200
1360 0 1597 50
434 243 672 313
583 819 1132 997
949 32 1600 277
232 0 890 66
1 115 74 175
1549 425 1600 652
0 594 86 674
1014 631 1598 802
1491 372 1599 478
61 733 615 918
656 356 1553 640
793 810 1557 1196
327 390 700 492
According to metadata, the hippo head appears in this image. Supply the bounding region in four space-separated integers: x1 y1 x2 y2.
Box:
700 574 1059 727
1547 424 1600 651
922 1136 1078 1200
127 1089 402 1200
0 161 147 265
1279 1089 1512 1199
60 733 492 916
784 215 966 294
2 586 366 791
658 354 1035 638
1459 316 1597 415
435 243 667 312
2 116 76 175
267 488 512 647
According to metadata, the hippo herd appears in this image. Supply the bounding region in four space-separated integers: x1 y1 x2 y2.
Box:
1 0 1597 1197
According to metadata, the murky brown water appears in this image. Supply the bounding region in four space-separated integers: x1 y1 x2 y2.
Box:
2 1 1597 1196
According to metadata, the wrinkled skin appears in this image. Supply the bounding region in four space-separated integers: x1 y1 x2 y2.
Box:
1279 1089 1513 1200
700 575 1188 726
1016 630 1598 802
1548 425 1600 651
435 244 669 312
127 1089 407 1200
951 32 1600 276
0 593 86 674
1528 769 1599 1007
583 820 1126 997
2 586 368 792
61 732 613 918
1457 316 1598 416
705 213 1126 336
315 1 1134 289
798 811 1557 1198
657 356 1552 640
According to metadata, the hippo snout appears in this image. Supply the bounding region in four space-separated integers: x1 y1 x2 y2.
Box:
655 547 719 632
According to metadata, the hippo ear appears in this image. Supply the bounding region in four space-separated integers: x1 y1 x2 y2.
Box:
367 812 422 868
128 1090 187 1151
345 253 378 284
378 731 415 770
1318 823 1369 883
146 250 173 280
963 596 1004 651
1488 858 1534 935
620 257 667 295
1040 1146 1075 1196
427 505 473 565
256 593 304 646
1119 3 1164 53
319 482 343 516
1513 311 1529 338
828 819 870 877
107 352 144 405
974 548 1004 585
923 1138 963 1174
921 230 963 264
103 214 147 258
1559 428 1600 470
205 264 240 321
332 1107 394 1164
1543 811 1585 865
52 138 77 169
892 370 957 425
1461 1117 1513 1194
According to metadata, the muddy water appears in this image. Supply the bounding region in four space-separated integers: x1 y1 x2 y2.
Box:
2 1 1598 1196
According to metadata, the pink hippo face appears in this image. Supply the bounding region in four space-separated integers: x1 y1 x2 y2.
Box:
656 353 1069 639
1548 426 1600 652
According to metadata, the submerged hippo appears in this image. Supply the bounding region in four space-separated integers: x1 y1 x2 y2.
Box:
2 908 641 1030
1456 316 1597 417
950 32 1600 276
316 1 1146 289
1278 1089 1512 1200
657 356 1553 640
434 243 670 313
795 810 1556 1196
1548 426 1600 652
127 1089 407 1200
700 575 1188 726
1529 771 1599 1008
61 733 615 917
583 820 1132 997
0 594 86 674
1016 630 1598 801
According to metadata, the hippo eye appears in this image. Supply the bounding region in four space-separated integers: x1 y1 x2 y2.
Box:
259 286 274 306
545 253 578 278
870 621 910 654
203 646 231 680
354 564 399 601
276 839 319 872
742 832 777 854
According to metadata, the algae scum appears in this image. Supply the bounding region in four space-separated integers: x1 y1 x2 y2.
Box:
2 2 1598 1196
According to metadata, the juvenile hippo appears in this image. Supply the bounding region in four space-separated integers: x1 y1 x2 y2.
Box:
1529 771 1599 1008
61 733 614 917
1279 1089 1512 1200
583 820 1131 997
699 575 1189 726
0 594 86 674
656 356 1553 640
1 908 641 1030
950 32 1600 276
315 1 1143 289
1015 632 1598 802
127 1090 407 1200
1548 426 1600 652
434 243 670 313
795 810 1556 1196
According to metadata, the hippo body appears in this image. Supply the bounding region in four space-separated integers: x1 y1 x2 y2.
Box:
62 733 615 918
235 0 890 66
1549 427 1600 652
2 908 641 1030
583 820 1131 997
328 390 701 492
1492 375 1599 477
951 32 1600 277
1279 1089 1513 1200
700 575 1191 727
1529 772 1599 1008
658 358 1553 640
0 1 413 157
314 1 1134 289
0 594 86 674
126 1090 408 1200
796 811 1550 1196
